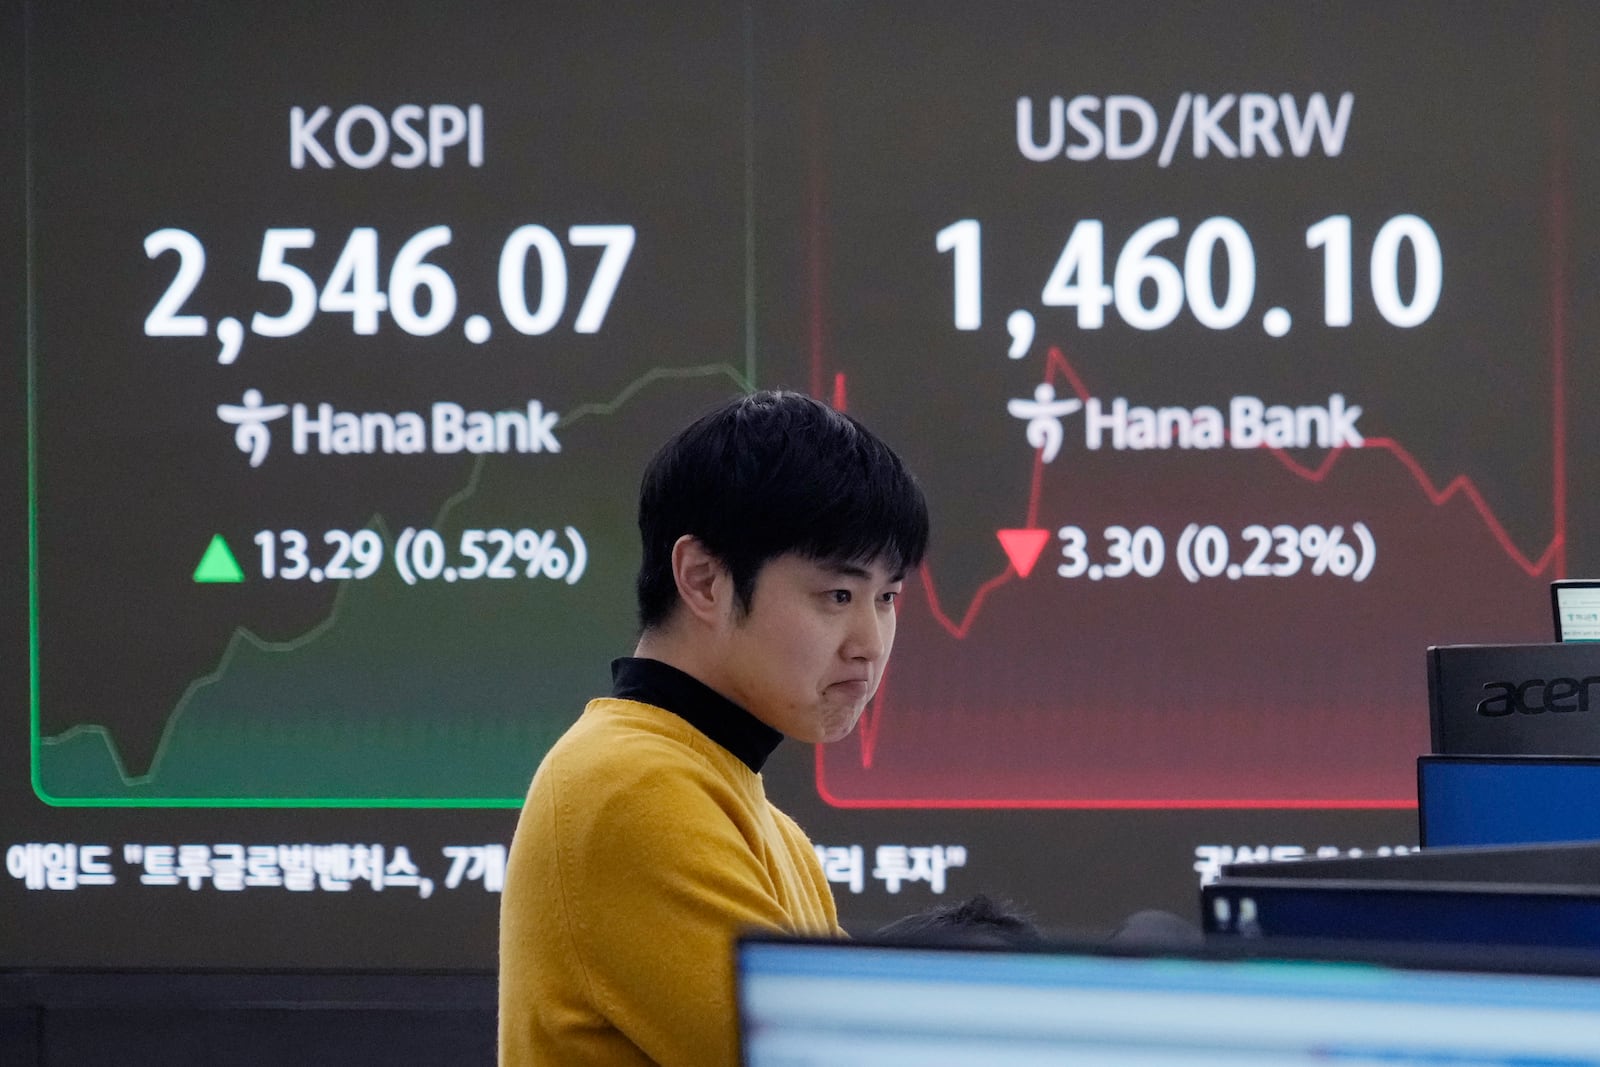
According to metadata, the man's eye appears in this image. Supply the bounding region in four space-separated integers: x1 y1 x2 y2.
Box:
829 590 852 605
880 590 899 605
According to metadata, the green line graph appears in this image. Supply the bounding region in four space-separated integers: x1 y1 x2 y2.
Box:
23 0 767 810
32 363 751 807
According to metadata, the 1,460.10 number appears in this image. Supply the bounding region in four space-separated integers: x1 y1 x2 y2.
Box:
937 215 1440 332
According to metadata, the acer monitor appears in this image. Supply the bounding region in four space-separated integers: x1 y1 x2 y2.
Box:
1427 643 1600 755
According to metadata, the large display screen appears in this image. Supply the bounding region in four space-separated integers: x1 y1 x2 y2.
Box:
6 0 1599 968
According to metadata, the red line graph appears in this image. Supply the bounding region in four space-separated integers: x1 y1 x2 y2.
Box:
830 339 1564 806
804 29 1570 810
1269 439 1563 578
923 344 1562 643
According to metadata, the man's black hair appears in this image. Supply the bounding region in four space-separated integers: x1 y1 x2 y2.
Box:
875 894 1042 948
636 390 930 630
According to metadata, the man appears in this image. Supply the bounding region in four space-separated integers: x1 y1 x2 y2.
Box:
498 390 929 1066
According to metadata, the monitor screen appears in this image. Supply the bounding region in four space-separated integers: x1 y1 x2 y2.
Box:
738 938 1600 1066
1554 581 1600 642
1420 756 1600 847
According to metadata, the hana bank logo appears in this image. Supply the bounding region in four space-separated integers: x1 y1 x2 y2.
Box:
1006 384 1082 462
1006 387 1361 459
217 389 289 467
216 390 561 466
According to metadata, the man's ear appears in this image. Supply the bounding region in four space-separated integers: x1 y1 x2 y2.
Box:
670 535 728 625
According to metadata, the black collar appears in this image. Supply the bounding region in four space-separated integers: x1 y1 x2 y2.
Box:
610 657 783 773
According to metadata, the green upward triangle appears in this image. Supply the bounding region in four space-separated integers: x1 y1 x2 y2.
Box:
193 534 246 583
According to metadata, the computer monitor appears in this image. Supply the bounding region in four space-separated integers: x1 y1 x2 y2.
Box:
1554 580 1600 642
737 936 1600 1066
1428 643 1600 754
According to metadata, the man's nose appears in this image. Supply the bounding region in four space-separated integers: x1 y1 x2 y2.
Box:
845 604 888 661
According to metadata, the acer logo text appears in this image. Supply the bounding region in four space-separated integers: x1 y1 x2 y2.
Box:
1476 676 1600 717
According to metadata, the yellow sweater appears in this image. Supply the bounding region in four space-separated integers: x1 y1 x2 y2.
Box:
498 695 841 1066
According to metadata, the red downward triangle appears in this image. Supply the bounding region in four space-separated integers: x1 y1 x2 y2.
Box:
996 528 1051 578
